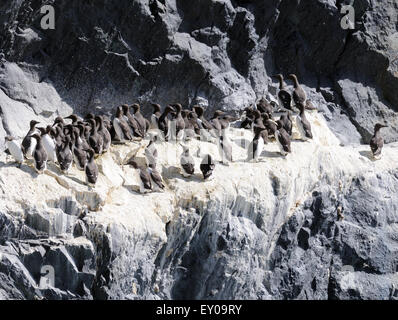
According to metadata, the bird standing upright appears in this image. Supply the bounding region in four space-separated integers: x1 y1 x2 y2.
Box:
370 123 388 159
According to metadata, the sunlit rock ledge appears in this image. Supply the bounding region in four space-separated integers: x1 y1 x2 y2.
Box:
0 111 398 300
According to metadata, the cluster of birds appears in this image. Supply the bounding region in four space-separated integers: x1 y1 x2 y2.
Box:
3 74 389 193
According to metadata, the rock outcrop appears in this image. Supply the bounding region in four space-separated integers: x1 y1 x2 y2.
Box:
0 112 397 300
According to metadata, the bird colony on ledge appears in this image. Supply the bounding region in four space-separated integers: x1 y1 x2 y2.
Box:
3 74 389 194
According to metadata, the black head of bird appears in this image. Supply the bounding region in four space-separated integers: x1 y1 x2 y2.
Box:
131 103 140 114
374 123 388 132
126 159 138 169
122 104 129 115
193 105 204 117
65 114 79 123
165 105 175 114
30 120 40 128
288 74 299 87
152 103 161 113
85 113 95 121
53 117 64 126
213 110 225 118
116 106 124 117
172 103 182 113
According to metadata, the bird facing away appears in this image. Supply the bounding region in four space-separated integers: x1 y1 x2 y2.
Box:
30 134 48 174
296 102 313 140
148 163 165 192
200 154 216 180
274 74 292 111
370 123 388 159
288 74 307 109
180 144 195 177
127 159 152 193
275 120 292 156
85 148 98 186
113 106 133 142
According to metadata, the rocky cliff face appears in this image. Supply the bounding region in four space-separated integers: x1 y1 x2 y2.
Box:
0 0 397 149
0 0 397 300
0 113 397 300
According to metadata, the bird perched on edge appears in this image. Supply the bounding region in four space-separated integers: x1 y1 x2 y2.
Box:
370 123 388 160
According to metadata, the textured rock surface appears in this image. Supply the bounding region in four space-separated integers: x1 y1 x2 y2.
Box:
0 0 397 149
0 112 397 300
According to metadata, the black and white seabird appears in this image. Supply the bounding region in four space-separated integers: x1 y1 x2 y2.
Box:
187 111 201 135
21 120 40 160
5 136 24 166
193 105 213 131
275 120 291 156
182 110 197 140
127 159 152 193
252 110 264 129
113 106 133 143
248 125 268 162
274 74 293 111
56 136 73 174
65 114 80 125
210 110 225 136
122 104 142 139
194 105 217 141
180 144 195 177
263 114 278 138
220 114 238 130
240 107 254 129
96 115 111 153
257 98 273 117
150 103 162 130
72 130 88 171
30 134 48 173
279 111 293 136
41 125 57 163
158 105 175 141
85 148 98 187
148 163 165 192
131 103 150 137
219 129 233 165
77 124 91 151
296 102 313 141
288 74 307 109
168 103 185 141
88 118 104 155
200 154 216 180
370 123 388 159
145 134 158 166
